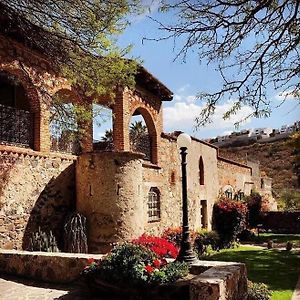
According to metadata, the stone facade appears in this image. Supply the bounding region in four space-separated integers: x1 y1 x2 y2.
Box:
0 146 76 250
217 157 253 196
0 31 273 254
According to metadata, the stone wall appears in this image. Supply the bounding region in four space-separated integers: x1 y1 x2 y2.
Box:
0 249 247 300
76 136 221 252
143 135 219 235
0 146 76 250
217 157 252 195
76 151 145 253
0 249 103 283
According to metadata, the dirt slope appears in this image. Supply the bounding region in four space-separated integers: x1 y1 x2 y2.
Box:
219 139 299 195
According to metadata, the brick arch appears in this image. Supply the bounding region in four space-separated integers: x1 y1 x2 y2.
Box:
0 68 45 151
0 68 41 113
52 87 82 104
130 106 158 164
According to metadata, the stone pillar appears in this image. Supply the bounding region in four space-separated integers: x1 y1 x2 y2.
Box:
76 151 144 253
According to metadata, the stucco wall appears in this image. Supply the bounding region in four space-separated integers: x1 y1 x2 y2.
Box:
0 146 76 250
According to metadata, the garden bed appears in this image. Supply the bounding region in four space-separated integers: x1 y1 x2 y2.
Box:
0 249 247 299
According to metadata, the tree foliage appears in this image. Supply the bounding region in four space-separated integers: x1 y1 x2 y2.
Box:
160 0 300 127
0 0 138 99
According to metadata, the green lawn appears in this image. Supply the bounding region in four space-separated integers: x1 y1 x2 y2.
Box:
203 246 300 300
253 233 300 246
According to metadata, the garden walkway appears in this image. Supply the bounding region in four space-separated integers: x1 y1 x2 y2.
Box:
0 275 121 300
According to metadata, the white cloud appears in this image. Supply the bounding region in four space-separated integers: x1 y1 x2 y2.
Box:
177 84 191 94
163 100 254 132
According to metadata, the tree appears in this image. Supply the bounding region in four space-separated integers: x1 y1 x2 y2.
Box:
0 0 139 111
160 1 300 127
101 129 113 143
130 120 148 136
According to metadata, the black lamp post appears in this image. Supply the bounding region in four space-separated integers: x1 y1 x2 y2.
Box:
176 133 199 265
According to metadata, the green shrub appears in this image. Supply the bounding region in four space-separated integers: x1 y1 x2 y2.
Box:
194 230 220 256
213 197 248 248
245 192 262 228
83 243 189 287
238 229 256 242
247 280 272 300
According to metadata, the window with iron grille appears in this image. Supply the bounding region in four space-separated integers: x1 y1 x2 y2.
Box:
147 187 160 222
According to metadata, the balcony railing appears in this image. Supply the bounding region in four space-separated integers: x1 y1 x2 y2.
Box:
0 103 33 148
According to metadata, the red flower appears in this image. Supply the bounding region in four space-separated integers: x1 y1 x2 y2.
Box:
145 265 154 273
87 258 95 264
153 259 161 268
132 234 179 258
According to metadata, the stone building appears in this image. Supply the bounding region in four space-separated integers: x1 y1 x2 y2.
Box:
0 18 273 253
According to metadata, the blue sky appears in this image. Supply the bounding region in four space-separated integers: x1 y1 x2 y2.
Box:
93 1 300 141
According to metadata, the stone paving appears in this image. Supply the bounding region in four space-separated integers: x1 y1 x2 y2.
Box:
1 273 300 300
0 275 121 300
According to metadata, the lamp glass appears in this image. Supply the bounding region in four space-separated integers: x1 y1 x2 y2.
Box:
177 133 192 148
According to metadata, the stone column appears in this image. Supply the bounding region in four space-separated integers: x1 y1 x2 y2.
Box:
76 151 144 253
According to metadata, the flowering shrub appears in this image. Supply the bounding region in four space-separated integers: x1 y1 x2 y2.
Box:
213 197 248 247
132 234 178 258
82 243 189 288
162 227 196 247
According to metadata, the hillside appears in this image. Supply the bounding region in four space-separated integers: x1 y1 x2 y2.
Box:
219 138 299 196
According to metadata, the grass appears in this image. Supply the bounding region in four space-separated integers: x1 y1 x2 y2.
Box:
253 233 300 246
203 245 300 300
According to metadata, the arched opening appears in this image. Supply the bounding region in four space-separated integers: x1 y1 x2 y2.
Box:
0 71 33 147
93 104 113 151
50 89 80 154
129 107 157 164
147 187 160 222
199 156 205 185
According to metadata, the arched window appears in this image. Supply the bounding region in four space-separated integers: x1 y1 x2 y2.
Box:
129 107 158 164
0 72 33 147
199 156 204 185
147 187 160 222
50 89 80 154
129 113 151 161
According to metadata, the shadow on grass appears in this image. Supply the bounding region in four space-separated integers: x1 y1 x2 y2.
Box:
205 247 300 294
254 233 300 245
